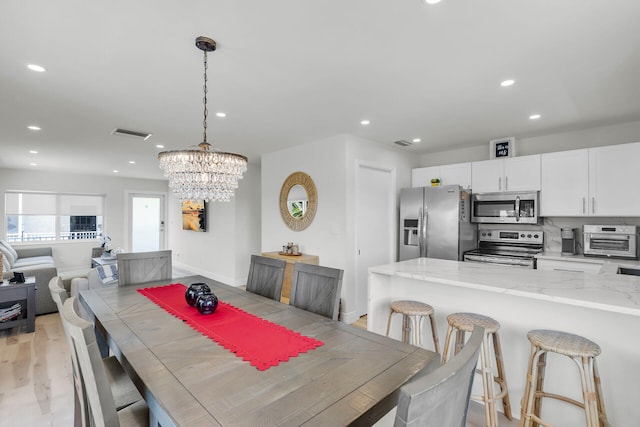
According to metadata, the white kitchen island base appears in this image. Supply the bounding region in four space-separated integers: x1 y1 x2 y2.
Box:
369 258 640 426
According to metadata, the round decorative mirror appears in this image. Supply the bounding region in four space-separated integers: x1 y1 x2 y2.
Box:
279 171 317 231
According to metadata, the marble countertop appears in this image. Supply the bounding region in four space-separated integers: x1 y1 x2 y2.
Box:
369 258 640 317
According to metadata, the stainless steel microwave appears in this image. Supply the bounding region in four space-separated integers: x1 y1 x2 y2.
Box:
471 191 541 224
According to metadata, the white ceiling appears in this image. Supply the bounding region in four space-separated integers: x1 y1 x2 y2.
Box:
2 0 640 180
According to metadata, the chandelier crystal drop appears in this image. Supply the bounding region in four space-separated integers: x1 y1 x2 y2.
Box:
158 36 247 202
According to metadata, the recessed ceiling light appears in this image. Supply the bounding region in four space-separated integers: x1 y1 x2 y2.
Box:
27 125 41 131
216 112 226 118
112 170 119 173
27 64 46 72
412 138 422 143
30 163 37 166
529 114 541 120
29 150 38 154
128 161 136 164
361 120 370 125
424 0 442 4
155 144 165 149
500 79 515 87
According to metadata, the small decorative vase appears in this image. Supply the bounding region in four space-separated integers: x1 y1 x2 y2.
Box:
185 283 211 306
196 292 219 315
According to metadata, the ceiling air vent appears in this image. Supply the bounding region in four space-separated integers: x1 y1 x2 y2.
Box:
111 128 152 141
393 140 413 147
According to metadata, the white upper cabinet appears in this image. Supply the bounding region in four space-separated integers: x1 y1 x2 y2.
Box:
588 142 640 216
541 149 589 216
540 142 640 216
412 163 471 188
471 155 541 193
440 163 472 189
411 166 439 187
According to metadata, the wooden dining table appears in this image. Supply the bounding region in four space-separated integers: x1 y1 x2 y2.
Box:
78 275 437 427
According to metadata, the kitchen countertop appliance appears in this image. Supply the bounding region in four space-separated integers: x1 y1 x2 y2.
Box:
583 225 638 259
399 185 477 261
463 228 544 268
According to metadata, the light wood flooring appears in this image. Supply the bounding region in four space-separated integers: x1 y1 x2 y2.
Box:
1 313 517 427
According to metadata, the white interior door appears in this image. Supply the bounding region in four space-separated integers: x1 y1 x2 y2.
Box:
356 163 394 317
128 193 166 252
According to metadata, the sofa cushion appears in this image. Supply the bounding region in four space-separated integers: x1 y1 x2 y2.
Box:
0 243 16 268
12 256 56 269
0 239 19 262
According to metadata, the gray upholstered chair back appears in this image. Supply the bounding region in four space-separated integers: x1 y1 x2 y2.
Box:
48 276 68 310
117 250 172 286
289 263 343 320
394 325 484 427
246 255 286 301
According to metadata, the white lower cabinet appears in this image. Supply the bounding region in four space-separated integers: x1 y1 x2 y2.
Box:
536 258 604 273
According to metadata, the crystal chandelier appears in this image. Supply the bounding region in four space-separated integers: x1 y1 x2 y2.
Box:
158 36 248 202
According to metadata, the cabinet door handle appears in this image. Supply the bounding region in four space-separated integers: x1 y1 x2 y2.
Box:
498 176 502 191
592 197 595 214
582 197 586 214
505 176 508 191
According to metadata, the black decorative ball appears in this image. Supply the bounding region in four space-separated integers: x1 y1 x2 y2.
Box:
196 292 219 315
185 283 211 306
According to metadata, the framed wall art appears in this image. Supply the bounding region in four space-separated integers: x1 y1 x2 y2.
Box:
181 200 207 232
489 137 516 159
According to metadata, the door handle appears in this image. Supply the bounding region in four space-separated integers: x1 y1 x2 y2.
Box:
417 208 423 254
582 197 586 214
505 176 508 191
423 206 429 257
515 196 520 222
498 176 502 191
592 197 595 214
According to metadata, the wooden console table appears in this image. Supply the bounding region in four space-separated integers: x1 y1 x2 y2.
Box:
0 276 36 333
261 251 319 303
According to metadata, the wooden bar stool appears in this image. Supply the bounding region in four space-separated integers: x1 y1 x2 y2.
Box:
442 312 512 427
385 300 440 354
520 329 608 427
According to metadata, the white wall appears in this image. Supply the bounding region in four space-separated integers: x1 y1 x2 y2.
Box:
418 119 640 166
0 167 168 272
168 164 261 286
262 135 413 322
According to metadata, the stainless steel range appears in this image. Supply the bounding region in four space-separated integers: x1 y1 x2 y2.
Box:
463 228 544 268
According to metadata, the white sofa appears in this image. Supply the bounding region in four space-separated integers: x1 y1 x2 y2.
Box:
0 240 58 315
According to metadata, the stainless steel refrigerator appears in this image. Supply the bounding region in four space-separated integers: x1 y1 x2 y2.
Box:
399 185 477 261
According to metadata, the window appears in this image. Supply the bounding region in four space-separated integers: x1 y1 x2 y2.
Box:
5 192 104 242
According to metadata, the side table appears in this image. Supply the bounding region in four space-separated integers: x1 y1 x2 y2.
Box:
0 276 36 333
261 252 319 303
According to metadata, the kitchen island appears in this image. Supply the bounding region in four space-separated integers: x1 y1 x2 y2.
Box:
368 258 640 426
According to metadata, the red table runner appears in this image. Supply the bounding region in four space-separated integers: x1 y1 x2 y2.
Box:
137 284 323 370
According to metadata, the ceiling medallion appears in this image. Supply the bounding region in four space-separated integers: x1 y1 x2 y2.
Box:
158 36 248 202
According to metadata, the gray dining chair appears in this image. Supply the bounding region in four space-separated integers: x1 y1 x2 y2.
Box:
117 250 172 286
50 278 143 426
246 255 287 301
289 263 343 320
394 325 485 427
61 297 149 427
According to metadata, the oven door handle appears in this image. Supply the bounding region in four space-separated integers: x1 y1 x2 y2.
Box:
515 196 521 222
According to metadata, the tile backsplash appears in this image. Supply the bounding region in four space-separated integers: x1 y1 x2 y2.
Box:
543 217 640 254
